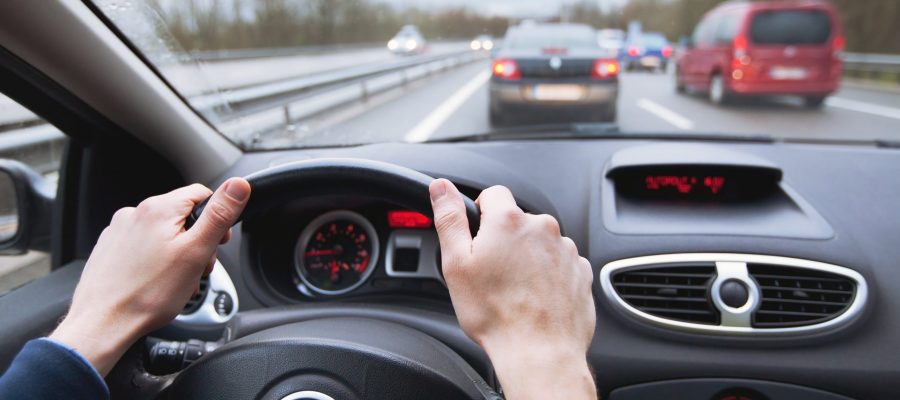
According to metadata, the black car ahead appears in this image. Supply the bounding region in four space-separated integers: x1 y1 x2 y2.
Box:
489 23 619 125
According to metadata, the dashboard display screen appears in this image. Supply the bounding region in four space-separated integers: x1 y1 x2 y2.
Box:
610 165 781 202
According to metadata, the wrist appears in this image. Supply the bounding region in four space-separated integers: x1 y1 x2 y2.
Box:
482 336 596 400
49 306 144 376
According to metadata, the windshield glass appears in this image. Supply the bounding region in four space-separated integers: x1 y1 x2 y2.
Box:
92 0 900 149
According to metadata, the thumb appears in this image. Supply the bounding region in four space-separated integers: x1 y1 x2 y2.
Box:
430 179 473 269
189 177 250 247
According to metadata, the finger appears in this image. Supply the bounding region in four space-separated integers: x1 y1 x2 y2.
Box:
142 184 213 222
187 178 251 248
476 185 523 226
430 179 473 267
220 228 232 245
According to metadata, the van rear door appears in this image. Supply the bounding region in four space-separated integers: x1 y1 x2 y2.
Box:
745 7 836 83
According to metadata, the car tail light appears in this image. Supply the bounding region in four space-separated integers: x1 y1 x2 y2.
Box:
832 35 845 57
492 58 521 80
733 34 748 59
662 45 673 58
627 46 640 57
592 59 619 79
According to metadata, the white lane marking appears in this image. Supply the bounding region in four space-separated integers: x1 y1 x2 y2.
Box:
404 70 491 142
827 97 900 121
636 98 695 130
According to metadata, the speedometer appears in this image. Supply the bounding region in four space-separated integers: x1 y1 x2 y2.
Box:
294 210 379 295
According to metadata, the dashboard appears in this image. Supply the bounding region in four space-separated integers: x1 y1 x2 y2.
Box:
195 139 899 399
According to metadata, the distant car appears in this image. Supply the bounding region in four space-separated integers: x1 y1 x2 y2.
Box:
622 32 672 72
470 35 494 51
387 25 426 55
676 1 843 107
597 29 626 57
489 23 619 125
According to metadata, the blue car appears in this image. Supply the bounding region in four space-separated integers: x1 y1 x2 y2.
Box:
622 32 672 72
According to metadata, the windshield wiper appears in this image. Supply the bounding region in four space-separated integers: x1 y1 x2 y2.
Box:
427 123 775 144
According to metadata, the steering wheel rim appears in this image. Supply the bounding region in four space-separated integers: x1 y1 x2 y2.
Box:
188 158 480 236
111 159 494 399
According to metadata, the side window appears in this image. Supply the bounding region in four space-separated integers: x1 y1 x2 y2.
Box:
694 17 717 47
0 92 67 294
715 13 742 44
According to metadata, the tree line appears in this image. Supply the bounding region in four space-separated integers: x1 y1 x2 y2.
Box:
152 0 898 54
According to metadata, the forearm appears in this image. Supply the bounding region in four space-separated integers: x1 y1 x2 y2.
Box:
49 307 143 377
484 339 597 400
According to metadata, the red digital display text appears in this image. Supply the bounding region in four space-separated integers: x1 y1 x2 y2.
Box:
645 175 726 195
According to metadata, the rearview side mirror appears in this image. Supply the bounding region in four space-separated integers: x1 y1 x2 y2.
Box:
0 159 54 255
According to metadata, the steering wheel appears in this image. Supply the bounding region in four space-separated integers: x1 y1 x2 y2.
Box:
110 159 499 400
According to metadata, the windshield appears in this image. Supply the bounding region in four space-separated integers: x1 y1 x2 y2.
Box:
92 0 900 149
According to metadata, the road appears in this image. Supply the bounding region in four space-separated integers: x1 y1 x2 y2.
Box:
291 60 900 146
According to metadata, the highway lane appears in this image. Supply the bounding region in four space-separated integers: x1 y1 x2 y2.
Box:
298 59 900 145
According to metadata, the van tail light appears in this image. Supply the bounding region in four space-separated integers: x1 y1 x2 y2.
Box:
662 45 673 58
832 35 845 57
627 46 640 57
492 58 521 80
592 59 619 79
733 34 748 59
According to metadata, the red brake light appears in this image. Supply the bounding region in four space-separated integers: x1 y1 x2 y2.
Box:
833 35 845 56
662 45 673 58
627 46 640 57
733 34 748 58
542 47 568 55
492 58 521 80
592 59 619 79
387 211 432 229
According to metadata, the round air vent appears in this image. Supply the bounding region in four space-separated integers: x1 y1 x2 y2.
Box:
600 254 867 336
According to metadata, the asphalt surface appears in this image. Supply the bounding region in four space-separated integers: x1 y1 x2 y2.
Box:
288 60 900 146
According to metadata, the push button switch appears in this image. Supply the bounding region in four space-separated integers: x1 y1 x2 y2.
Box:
719 279 749 308
214 292 234 316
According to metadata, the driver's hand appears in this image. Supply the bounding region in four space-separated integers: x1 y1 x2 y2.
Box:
50 178 250 376
429 179 597 400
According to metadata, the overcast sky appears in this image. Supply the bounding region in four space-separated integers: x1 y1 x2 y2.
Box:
377 0 629 18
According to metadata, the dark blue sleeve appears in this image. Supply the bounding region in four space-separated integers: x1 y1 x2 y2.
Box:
0 338 109 400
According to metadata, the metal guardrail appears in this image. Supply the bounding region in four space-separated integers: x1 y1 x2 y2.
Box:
0 48 484 168
842 52 900 81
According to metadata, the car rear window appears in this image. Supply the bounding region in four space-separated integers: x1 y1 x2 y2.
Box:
749 10 832 45
507 27 597 49
640 34 668 47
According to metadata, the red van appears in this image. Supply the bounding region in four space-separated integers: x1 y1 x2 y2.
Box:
675 1 843 108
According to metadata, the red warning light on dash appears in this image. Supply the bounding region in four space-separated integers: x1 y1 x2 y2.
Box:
645 175 726 194
387 210 433 228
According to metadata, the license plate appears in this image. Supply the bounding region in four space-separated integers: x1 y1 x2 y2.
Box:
532 84 585 101
770 66 807 80
641 56 661 67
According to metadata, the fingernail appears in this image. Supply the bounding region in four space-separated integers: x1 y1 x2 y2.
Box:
430 179 447 201
224 179 250 201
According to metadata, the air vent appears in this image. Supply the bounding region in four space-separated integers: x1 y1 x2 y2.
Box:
600 254 868 336
749 264 855 328
611 265 718 325
182 275 210 315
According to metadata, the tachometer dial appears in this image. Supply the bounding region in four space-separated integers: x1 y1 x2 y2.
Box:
295 211 379 295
